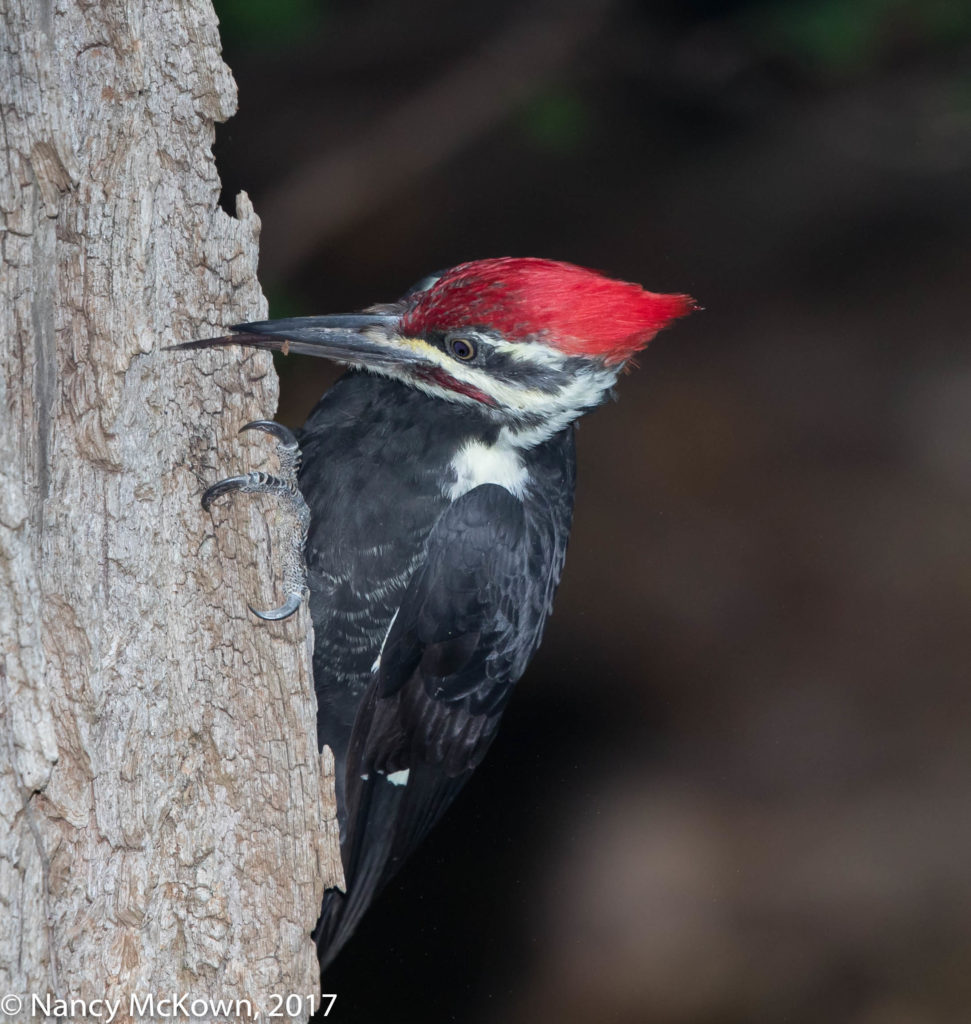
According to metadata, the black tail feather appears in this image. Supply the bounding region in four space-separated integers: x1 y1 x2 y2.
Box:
313 761 473 973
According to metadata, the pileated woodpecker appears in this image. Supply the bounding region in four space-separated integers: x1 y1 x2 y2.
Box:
181 257 695 971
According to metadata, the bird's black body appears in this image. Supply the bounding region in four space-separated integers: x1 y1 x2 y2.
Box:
297 371 575 966
184 256 694 975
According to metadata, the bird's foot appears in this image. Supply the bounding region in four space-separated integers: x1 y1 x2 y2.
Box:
203 420 310 621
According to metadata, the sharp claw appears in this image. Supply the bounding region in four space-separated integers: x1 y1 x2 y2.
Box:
240 419 299 450
203 421 308 625
202 474 252 511
249 592 303 621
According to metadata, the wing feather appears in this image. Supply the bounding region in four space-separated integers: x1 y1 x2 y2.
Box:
316 483 563 968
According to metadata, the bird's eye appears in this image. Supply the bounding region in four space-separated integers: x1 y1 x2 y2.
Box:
447 337 476 361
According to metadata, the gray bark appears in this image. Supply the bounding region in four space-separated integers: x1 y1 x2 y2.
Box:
0 2 341 1020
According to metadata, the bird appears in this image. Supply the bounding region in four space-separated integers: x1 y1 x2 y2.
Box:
180 257 696 971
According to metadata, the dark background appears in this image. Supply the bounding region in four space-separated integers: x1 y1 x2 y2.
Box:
210 1 971 1021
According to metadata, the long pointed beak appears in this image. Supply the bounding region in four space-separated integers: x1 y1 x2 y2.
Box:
174 312 429 369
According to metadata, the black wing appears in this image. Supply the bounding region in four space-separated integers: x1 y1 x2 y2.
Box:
315 481 567 969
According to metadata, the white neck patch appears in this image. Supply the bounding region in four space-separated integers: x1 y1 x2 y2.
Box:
446 440 528 501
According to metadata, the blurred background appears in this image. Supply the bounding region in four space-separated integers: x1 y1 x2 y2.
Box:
210 1 971 1021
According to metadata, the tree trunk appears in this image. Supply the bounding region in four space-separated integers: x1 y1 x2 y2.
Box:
0 2 341 1020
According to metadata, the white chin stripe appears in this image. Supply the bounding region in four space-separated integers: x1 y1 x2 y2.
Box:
445 440 528 501
386 768 410 786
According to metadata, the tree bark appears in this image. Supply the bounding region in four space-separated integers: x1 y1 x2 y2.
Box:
0 2 341 1020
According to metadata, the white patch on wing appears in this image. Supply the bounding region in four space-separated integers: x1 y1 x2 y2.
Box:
371 607 400 673
446 440 528 500
386 768 410 786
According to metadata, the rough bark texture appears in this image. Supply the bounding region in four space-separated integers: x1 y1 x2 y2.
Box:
0 2 341 1020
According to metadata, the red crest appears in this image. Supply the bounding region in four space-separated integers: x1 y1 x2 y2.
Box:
402 257 696 363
